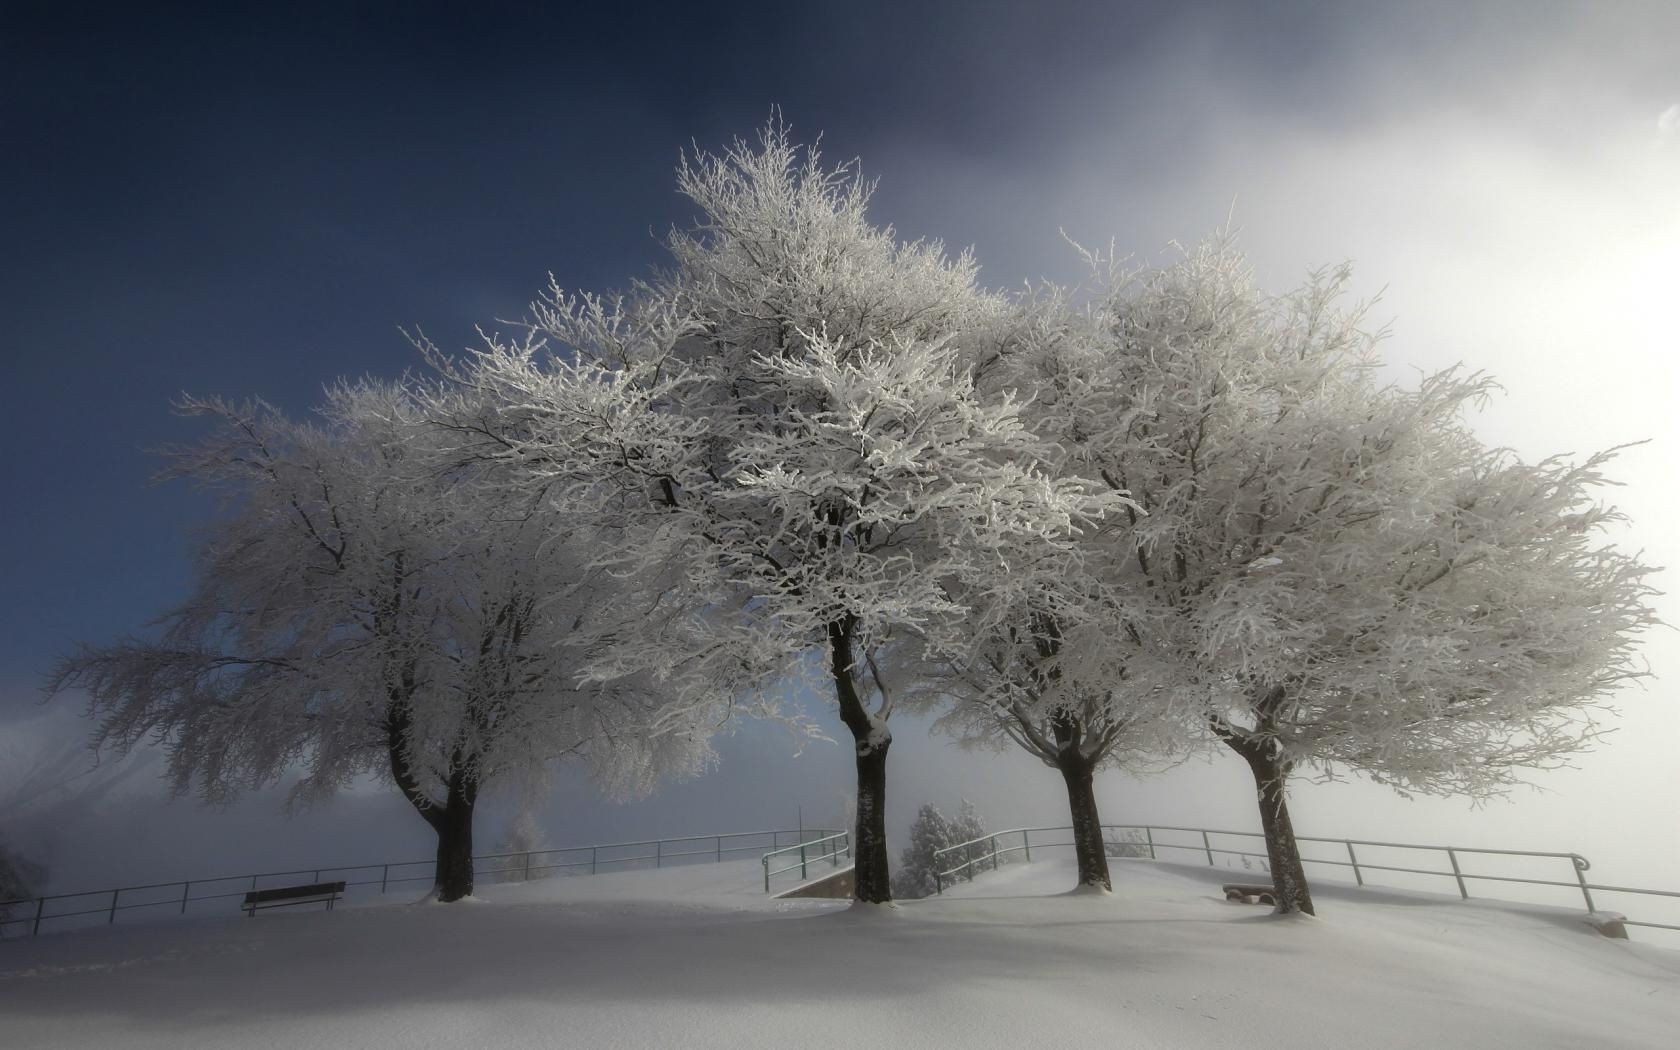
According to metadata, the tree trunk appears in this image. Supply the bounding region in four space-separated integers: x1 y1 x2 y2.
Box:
1227 741 1314 915
386 702 478 903
1058 757 1112 891
829 617 893 904
431 793 476 903
852 738 892 903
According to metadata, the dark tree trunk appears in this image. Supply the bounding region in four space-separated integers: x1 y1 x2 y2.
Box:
386 697 479 903
852 738 892 903
829 618 893 904
1058 757 1112 891
431 788 476 903
1223 737 1314 915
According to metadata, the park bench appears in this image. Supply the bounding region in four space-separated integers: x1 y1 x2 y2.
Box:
1223 883 1277 906
242 880 347 916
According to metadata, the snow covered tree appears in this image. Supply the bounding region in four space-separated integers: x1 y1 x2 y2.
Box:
925 289 1183 893
1025 241 1659 914
422 121 1119 903
891 799 988 899
933 626 1183 891
1103 827 1152 859
930 574 1180 891
492 808 549 881
0 838 46 931
891 804 954 900
51 382 716 902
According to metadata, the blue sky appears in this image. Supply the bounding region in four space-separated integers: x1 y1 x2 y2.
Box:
4 1 1677 893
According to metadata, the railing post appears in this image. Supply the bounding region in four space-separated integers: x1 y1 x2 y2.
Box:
1447 848 1469 900
1145 827 1156 861
32 896 45 936
524 851 533 881
935 868 942 895
1023 829 1032 863
1202 830 1214 866
313 870 320 882
991 835 999 871
592 846 598 875
1346 842 1363 887
799 843 807 881
108 889 119 924
180 881 191 914
763 857 771 893
1572 855 1596 912
381 865 389 893
716 836 723 863
656 840 662 869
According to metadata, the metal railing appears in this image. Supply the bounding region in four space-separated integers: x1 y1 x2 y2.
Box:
931 823 1680 940
0 827 838 939
762 831 852 892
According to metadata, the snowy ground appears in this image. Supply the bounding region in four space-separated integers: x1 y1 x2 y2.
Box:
3 856 1677 1049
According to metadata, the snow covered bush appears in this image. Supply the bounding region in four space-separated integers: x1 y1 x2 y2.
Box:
1103 828 1152 860
0 839 46 928
892 800 988 899
490 810 550 883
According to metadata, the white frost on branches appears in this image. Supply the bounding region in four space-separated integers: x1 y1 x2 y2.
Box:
51 381 717 815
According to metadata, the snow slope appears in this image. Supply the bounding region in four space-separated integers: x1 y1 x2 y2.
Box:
2 857 1676 1049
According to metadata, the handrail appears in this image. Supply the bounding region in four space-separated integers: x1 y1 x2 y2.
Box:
929 822 1680 939
761 831 852 892
0 826 834 939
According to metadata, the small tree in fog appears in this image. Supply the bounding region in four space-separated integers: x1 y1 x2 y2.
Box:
51 384 717 902
0 839 46 929
892 800 987 899
492 809 549 881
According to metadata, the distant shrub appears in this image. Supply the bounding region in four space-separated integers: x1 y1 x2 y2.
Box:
1104 828 1153 859
893 800 988 899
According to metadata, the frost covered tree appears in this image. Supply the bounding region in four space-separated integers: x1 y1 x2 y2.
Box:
0 839 46 928
931 568 1179 892
925 290 1179 893
420 121 1118 902
1026 241 1659 914
492 809 549 881
891 800 987 899
933 624 1182 891
51 383 716 902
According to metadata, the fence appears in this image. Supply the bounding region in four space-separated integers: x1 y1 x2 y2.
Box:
0 827 839 939
761 831 852 892
932 823 1680 943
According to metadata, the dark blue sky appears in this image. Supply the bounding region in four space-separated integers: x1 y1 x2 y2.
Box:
6 1 1678 890
1 0 1362 691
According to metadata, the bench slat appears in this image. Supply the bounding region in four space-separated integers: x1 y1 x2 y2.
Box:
243 881 347 905
242 881 348 916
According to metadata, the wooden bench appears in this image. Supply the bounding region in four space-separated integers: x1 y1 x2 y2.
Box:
242 881 347 916
1223 883 1277 906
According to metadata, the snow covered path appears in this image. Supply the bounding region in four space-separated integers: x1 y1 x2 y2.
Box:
2 858 1676 1049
